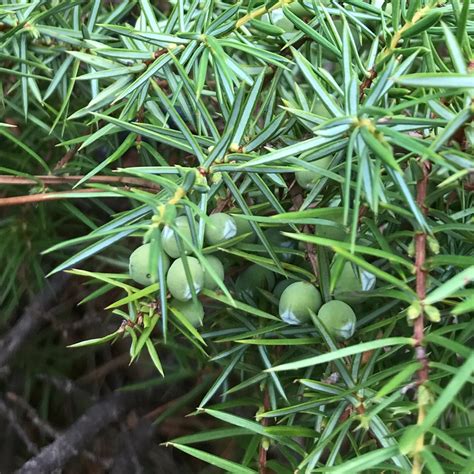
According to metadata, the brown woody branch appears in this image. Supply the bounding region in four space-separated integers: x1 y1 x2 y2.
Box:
16 390 145 474
0 175 160 207
0 189 107 207
0 174 158 187
6 391 108 467
0 398 39 455
0 274 69 368
53 144 80 170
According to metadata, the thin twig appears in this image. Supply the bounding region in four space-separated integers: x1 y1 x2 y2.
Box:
303 224 319 281
36 373 95 402
258 389 270 474
0 188 107 207
412 159 431 474
77 352 131 385
0 274 69 368
359 68 377 101
0 398 39 455
0 183 158 207
6 392 106 468
16 390 144 474
6 392 58 439
0 174 159 187
53 144 80 170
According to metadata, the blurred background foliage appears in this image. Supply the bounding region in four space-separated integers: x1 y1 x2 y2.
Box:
0 0 473 473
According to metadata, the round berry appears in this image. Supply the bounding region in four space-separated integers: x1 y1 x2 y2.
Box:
236 264 275 302
205 213 237 246
317 300 356 340
129 244 170 286
264 228 296 262
171 298 204 328
202 255 225 290
233 214 256 243
295 156 331 190
315 208 347 241
166 257 204 301
333 262 375 303
162 215 194 259
278 282 322 325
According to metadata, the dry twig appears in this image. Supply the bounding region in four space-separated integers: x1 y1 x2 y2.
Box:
0 274 69 368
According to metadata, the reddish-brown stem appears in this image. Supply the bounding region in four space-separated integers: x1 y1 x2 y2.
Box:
0 186 158 207
412 160 431 473
414 161 431 382
0 175 160 207
359 69 377 101
303 224 319 281
0 189 104 207
0 175 158 187
54 144 80 170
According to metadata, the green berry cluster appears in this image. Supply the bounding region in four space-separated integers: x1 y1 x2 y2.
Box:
129 208 374 339
129 212 242 328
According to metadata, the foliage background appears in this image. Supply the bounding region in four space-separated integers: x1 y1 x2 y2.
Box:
0 0 473 473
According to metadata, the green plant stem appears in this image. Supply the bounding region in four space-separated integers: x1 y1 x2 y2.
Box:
258 388 270 474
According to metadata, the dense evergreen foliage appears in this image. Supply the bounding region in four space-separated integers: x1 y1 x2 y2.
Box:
1 1 473 472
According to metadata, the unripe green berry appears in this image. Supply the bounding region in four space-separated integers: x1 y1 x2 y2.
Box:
296 157 332 190
273 278 297 300
233 214 256 243
162 215 194 258
333 262 375 303
287 1 312 18
205 213 237 246
236 264 276 302
264 228 296 262
129 244 170 286
166 257 204 301
202 255 225 290
279 282 322 325
211 171 223 184
317 300 356 340
425 304 441 323
269 9 294 33
171 298 204 327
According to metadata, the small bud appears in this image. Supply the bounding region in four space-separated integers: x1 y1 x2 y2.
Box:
211 172 223 184
427 235 440 254
407 239 416 258
407 301 422 320
229 142 240 153
357 415 370 430
418 384 433 406
425 304 441 323
255 405 265 421
261 438 271 451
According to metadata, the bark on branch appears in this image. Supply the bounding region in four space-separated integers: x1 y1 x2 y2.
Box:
16 391 145 474
0 274 69 368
